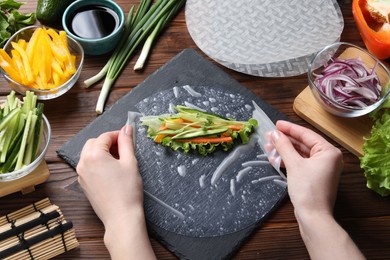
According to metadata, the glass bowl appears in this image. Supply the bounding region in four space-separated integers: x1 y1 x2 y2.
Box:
308 42 390 117
0 114 51 182
1 25 84 100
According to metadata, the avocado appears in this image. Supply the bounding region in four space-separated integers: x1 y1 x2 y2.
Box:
36 0 76 27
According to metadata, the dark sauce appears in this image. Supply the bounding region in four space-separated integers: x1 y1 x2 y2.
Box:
67 5 119 39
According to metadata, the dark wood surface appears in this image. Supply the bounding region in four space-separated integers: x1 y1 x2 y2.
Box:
1 1 389 259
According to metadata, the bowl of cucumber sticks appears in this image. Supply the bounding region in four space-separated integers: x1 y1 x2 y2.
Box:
0 91 51 182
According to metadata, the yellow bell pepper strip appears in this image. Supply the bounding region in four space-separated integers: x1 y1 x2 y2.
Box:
10 41 34 84
26 27 43 67
26 28 42 49
10 50 27 85
0 49 21 83
51 58 65 82
59 31 68 48
45 28 76 75
352 0 390 59
17 39 27 50
39 31 53 89
29 29 44 78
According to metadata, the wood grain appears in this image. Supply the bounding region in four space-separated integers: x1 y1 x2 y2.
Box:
0 1 389 259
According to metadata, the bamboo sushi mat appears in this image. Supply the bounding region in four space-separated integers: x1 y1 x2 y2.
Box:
0 198 79 259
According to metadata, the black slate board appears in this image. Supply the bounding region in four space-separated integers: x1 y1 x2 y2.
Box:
57 49 289 259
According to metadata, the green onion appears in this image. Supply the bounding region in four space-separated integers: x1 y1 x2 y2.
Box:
83 0 185 114
134 0 185 70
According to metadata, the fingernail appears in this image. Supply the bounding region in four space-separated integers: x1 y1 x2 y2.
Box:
271 130 280 143
125 124 133 136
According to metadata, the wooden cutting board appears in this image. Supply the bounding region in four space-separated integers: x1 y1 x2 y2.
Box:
293 46 390 157
0 161 50 197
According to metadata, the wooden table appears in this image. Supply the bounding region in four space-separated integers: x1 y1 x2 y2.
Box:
1 1 389 259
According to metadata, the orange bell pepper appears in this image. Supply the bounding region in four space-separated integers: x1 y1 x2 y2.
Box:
352 0 390 59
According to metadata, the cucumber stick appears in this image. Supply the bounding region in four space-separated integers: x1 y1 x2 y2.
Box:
172 127 229 140
0 91 44 173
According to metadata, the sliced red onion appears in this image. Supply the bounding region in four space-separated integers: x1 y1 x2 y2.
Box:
314 58 382 108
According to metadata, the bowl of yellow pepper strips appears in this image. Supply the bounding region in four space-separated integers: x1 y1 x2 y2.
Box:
0 25 84 100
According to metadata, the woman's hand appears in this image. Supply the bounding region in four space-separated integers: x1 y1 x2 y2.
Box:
77 125 156 260
271 120 343 217
77 125 143 226
271 120 364 260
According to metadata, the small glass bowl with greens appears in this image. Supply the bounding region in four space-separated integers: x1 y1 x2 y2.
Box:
0 91 51 182
308 42 390 117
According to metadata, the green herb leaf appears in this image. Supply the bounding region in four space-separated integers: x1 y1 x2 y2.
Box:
0 0 35 47
0 0 23 10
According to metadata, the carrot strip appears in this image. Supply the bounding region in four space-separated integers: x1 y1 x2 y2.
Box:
154 134 167 143
228 125 242 131
221 131 231 137
158 125 168 131
177 137 233 143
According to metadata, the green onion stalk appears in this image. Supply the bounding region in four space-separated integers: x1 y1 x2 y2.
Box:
134 0 185 70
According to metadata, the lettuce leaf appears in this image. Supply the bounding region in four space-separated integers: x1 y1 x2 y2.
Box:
360 109 390 196
160 136 234 156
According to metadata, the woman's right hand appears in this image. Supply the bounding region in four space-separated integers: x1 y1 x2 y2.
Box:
271 120 343 216
271 120 365 260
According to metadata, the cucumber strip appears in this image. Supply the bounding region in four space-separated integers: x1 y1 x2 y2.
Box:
5 123 24 162
17 113 26 133
22 92 31 114
0 130 6 152
3 101 9 116
31 94 37 112
0 107 21 132
156 129 184 135
15 110 32 170
172 127 228 140
164 120 188 130
0 136 22 173
176 106 251 126
175 105 230 120
6 91 17 110
0 113 19 163
176 113 208 124
26 114 38 144
32 103 44 159
23 114 37 166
